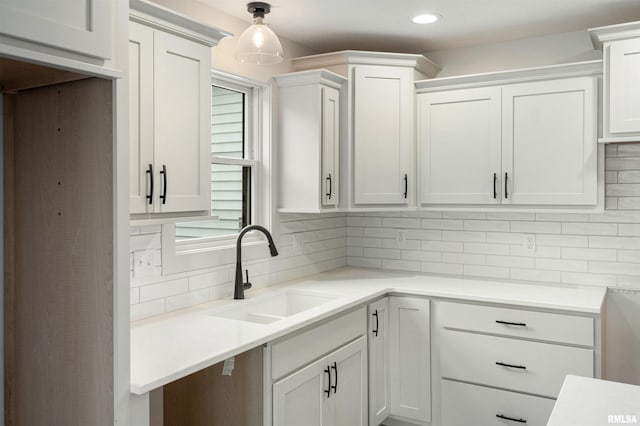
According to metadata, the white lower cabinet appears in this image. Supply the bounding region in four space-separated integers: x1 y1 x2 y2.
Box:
435 301 599 426
268 308 367 426
441 380 555 426
389 297 431 424
273 336 367 426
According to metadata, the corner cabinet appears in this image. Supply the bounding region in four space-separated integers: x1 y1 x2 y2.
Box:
292 51 441 209
590 21 640 143
417 61 600 208
129 3 229 216
368 298 391 426
275 70 346 212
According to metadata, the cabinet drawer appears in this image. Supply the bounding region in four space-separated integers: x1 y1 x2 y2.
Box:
440 329 593 398
441 379 555 426
271 307 366 380
437 301 594 346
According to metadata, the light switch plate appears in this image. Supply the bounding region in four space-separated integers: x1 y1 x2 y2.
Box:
134 249 155 278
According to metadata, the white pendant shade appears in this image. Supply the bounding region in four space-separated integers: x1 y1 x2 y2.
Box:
236 16 284 65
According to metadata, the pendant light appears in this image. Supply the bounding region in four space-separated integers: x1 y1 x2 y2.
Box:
236 2 284 65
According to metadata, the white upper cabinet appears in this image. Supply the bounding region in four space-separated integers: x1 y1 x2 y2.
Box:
353 65 414 205
590 22 640 142
0 0 111 59
502 77 597 205
128 3 229 216
418 87 502 204
292 51 441 210
275 70 346 212
417 61 600 208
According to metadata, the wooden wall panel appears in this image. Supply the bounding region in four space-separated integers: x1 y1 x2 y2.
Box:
5 77 113 425
163 347 263 426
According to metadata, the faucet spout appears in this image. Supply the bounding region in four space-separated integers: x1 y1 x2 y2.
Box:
234 225 279 300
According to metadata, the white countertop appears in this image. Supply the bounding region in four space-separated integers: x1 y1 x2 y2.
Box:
547 375 640 426
130 267 606 394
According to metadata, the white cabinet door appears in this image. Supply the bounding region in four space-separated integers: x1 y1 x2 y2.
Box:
273 356 327 426
389 297 431 423
418 87 502 204
353 66 413 205
0 0 111 59
129 22 155 214
609 38 640 134
368 298 390 426
328 337 368 426
502 77 597 205
273 336 367 426
153 30 211 213
322 86 340 207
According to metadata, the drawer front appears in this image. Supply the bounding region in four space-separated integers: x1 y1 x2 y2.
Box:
441 379 555 426
440 329 593 398
437 301 594 346
271 307 366 380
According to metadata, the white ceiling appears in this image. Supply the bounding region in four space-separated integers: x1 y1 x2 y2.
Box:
196 0 640 53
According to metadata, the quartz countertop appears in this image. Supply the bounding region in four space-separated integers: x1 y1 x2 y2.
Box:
547 375 640 426
130 267 606 394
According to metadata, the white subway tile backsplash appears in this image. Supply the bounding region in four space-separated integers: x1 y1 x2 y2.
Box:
130 233 161 251
606 157 640 171
188 269 229 291
486 232 526 245
421 262 463 275
590 236 640 250
166 289 210 313
510 245 561 258
617 144 640 157
561 272 618 287
561 247 617 262
347 216 383 227
464 265 510 279
131 299 166 322
511 221 562 234
535 258 588 272
383 239 421 250
382 259 421 272
422 219 463 230
511 268 561 283
347 237 382 248
486 255 535 269
589 261 640 276
382 217 421 228
140 278 188 302
464 242 510 255
442 231 487 242
464 220 510 232
618 170 640 183
618 250 640 263
486 212 535 221
363 247 401 260
421 240 463 252
348 256 382 269
402 250 442 262
443 253 486 265
363 227 396 238
536 213 589 222
537 234 588 247
618 198 640 209
442 212 487 220
618 224 640 236
562 222 618 236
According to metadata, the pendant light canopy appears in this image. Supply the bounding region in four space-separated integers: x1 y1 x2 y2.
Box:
236 2 284 65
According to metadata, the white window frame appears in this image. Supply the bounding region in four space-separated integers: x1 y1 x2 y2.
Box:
161 70 274 275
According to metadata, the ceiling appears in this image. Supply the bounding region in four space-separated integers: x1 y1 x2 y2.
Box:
196 0 640 53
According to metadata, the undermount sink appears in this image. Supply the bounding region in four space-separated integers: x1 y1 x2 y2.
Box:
209 289 339 324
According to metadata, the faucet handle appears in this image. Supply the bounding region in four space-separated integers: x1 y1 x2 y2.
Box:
243 269 252 290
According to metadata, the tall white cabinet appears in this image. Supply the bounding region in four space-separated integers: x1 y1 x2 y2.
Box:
590 21 640 143
275 70 346 212
417 62 600 207
292 51 440 209
129 2 228 216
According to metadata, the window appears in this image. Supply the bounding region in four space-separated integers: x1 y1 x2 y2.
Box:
162 71 272 273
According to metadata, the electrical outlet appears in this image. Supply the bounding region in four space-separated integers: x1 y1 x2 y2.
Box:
134 249 155 277
395 230 406 247
524 234 536 253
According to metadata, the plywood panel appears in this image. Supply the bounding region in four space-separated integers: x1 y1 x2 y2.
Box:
5 78 113 425
163 346 263 426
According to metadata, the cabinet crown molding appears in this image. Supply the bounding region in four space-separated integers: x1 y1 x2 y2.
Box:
415 60 602 92
274 69 347 89
291 50 441 79
130 0 231 46
589 21 640 49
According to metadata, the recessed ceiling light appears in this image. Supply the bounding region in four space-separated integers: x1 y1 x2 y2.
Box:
412 13 441 24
